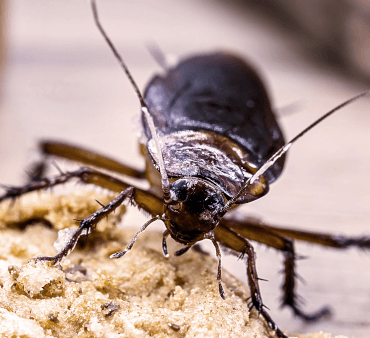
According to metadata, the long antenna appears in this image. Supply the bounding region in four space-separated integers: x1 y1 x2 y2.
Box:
90 0 171 202
219 90 370 216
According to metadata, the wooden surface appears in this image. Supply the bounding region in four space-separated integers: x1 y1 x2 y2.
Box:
0 0 369 336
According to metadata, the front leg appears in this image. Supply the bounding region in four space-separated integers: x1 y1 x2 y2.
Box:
35 187 134 264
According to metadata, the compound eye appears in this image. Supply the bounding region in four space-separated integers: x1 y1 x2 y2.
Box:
204 192 224 212
171 179 188 202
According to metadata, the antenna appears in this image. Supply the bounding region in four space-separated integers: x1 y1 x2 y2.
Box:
90 0 171 203
219 90 370 216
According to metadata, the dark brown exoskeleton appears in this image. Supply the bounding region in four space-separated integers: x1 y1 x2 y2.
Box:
1 1 370 338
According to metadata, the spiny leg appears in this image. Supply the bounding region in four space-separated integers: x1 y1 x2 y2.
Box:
1 166 166 262
214 223 287 338
278 236 331 321
33 187 134 264
259 222 370 250
37 140 146 179
217 216 331 321
110 215 161 259
205 232 226 299
168 233 226 299
1 167 91 202
0 167 164 216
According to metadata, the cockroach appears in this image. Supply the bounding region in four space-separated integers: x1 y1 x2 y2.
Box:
1 1 369 337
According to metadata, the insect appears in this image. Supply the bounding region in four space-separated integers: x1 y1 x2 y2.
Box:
1 1 370 337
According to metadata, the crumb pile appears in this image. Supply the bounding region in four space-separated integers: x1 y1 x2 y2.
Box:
0 191 347 338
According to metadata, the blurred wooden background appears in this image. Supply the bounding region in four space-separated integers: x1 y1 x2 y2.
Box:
0 0 369 336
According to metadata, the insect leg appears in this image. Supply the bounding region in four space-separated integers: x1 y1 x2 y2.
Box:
256 223 370 250
110 215 161 259
216 217 331 321
39 141 146 179
214 223 287 338
209 235 226 299
0 167 163 216
33 187 134 264
162 229 170 257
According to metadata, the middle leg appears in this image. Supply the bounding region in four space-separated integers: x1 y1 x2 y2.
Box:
0 167 163 216
2 168 166 263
